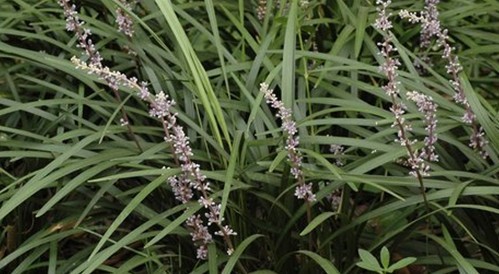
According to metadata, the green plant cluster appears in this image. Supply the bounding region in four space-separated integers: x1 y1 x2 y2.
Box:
0 0 498 273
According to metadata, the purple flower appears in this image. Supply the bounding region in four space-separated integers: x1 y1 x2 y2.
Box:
58 0 102 66
215 225 238 237
421 0 441 48
205 204 223 226
196 245 208 260
170 126 193 162
138 81 151 100
186 215 212 260
116 0 134 37
168 175 193 204
374 0 393 31
198 197 214 208
329 144 345 166
149 91 175 119
407 91 439 163
294 183 316 202
186 215 213 244
260 82 315 202
470 127 489 159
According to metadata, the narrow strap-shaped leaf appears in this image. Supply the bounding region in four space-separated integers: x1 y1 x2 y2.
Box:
299 212 336 236
296 250 341 274
281 0 298 109
221 234 263 274
88 171 174 259
0 132 101 221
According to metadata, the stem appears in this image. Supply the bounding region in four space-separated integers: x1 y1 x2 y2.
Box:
60 0 142 152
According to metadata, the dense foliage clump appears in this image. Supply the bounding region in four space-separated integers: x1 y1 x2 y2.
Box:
0 0 498 273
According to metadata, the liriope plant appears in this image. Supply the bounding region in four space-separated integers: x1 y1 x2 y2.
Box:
0 0 497 273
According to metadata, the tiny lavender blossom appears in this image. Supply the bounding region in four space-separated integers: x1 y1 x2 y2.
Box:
407 91 439 163
326 188 342 212
374 0 393 32
116 0 134 37
256 0 267 22
420 0 440 49
260 82 316 202
58 0 102 66
186 215 212 260
399 2 489 159
329 144 345 166
294 183 315 202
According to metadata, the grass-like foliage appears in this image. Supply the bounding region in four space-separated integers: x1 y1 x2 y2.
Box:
0 0 498 273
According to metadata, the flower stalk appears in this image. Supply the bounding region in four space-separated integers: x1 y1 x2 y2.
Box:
260 83 316 204
400 0 489 159
260 82 315 249
374 0 431 208
59 0 237 261
58 0 142 152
